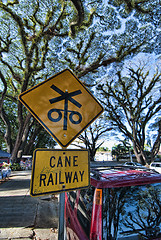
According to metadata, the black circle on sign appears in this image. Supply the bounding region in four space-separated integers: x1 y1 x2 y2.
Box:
48 109 62 122
69 111 82 125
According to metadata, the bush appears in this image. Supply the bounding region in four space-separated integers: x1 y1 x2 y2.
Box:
11 163 22 171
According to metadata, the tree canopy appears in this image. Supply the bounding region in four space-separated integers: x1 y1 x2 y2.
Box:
97 62 161 164
0 0 160 162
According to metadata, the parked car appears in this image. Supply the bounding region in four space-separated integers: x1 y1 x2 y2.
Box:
65 166 161 240
150 162 161 174
123 161 146 168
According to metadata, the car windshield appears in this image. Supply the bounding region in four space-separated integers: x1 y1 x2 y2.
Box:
102 183 161 240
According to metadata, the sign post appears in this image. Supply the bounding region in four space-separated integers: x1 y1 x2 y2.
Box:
59 192 65 240
19 69 103 239
30 148 90 240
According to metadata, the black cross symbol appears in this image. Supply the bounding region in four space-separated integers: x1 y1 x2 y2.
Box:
48 85 82 130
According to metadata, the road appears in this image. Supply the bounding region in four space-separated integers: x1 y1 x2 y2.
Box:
0 170 59 239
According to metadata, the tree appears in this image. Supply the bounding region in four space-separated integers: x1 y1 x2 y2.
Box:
112 139 133 161
0 0 93 162
0 0 160 162
98 147 110 152
62 0 160 80
71 117 112 161
147 119 161 160
97 64 161 165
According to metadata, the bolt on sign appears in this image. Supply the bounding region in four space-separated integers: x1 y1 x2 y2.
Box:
30 149 90 196
19 69 103 148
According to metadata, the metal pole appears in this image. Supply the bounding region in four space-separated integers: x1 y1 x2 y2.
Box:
58 191 65 239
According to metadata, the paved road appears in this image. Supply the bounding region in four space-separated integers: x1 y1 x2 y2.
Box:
0 170 59 239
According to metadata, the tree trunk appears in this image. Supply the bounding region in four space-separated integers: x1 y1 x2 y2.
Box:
132 141 147 165
0 108 13 153
150 120 161 162
11 112 32 163
23 125 42 154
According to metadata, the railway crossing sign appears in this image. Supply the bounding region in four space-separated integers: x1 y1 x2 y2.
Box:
19 69 103 147
30 149 90 196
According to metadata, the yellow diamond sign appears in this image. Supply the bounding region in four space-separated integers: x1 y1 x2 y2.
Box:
30 149 90 196
19 69 103 147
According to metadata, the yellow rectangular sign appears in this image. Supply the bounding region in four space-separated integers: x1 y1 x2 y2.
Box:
30 149 90 196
